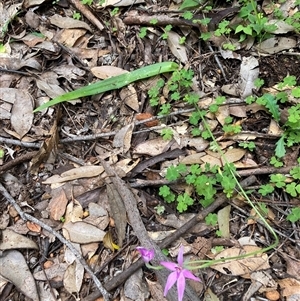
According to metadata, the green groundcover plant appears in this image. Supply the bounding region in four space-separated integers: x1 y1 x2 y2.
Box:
178 0 300 48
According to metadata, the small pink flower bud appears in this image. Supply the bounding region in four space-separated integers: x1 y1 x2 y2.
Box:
136 247 155 263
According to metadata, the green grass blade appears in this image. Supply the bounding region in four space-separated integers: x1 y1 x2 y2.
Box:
33 62 179 112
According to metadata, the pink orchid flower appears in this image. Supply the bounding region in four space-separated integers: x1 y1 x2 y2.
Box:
136 247 155 263
160 246 200 301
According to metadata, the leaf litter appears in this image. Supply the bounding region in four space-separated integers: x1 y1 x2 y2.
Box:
0 0 300 300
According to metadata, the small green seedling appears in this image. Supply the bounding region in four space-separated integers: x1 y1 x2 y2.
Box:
139 27 148 38
150 19 158 25
81 0 93 4
211 246 224 254
72 12 81 20
239 141 256 151
270 156 284 167
154 205 165 215
110 7 119 16
254 78 264 89
205 213 218 226
287 207 300 223
161 128 174 140
162 25 172 39
0 43 6 53
179 0 204 10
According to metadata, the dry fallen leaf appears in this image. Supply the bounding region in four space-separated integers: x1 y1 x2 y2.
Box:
63 221 106 243
30 115 59 174
23 0 47 8
167 31 188 63
0 3 22 39
211 245 270 278
216 105 230 125
279 252 300 280
48 188 68 221
136 113 159 127
49 14 92 31
0 250 39 301
221 148 246 165
91 66 128 78
64 200 83 224
239 56 259 98
120 85 139 112
217 205 231 239
180 152 205 165
256 37 296 54
116 158 140 174
26 221 41 233
145 278 168 301
10 90 34 138
64 243 84 294
106 183 127 247
42 165 105 184
84 202 109 230
112 122 134 154
0 229 39 250
277 278 300 297
55 28 87 47
64 261 84 294
34 262 68 281
134 137 171 156
266 19 295 34
123 269 150 300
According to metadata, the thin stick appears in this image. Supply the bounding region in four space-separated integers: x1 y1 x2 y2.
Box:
0 183 111 301
67 0 104 31
0 137 40 148
0 151 37 174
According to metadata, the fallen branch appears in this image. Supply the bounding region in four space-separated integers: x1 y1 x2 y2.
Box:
236 166 294 177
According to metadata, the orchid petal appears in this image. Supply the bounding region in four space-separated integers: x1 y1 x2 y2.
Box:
177 272 186 301
163 271 178 296
160 261 178 271
182 269 201 282
161 246 200 301
177 246 184 266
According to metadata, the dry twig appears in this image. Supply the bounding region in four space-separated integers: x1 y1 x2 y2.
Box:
67 0 104 31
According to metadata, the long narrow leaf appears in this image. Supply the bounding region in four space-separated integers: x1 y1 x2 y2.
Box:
34 62 179 112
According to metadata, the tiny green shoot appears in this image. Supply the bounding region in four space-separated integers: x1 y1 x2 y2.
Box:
139 27 148 38
72 12 81 20
80 0 93 5
205 213 218 226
